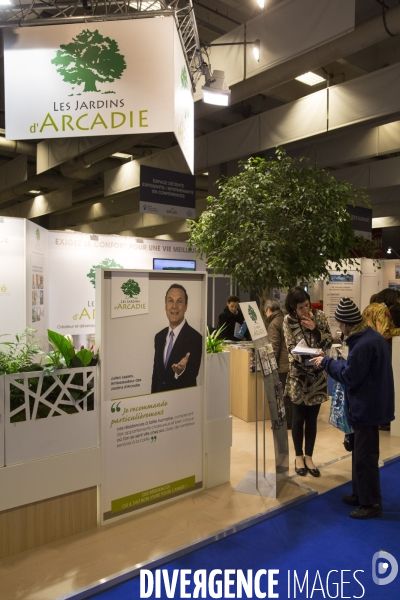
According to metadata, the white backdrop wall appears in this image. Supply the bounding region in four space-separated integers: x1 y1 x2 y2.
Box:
0 217 25 341
47 231 206 342
0 219 205 346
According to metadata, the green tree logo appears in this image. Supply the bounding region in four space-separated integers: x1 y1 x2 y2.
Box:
248 305 258 323
181 66 189 89
35 228 40 241
87 258 124 288
121 279 141 298
51 29 127 93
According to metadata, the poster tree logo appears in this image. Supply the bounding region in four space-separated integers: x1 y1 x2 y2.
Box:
121 279 141 298
248 305 258 323
36 228 40 241
51 29 127 94
87 258 124 288
181 66 189 90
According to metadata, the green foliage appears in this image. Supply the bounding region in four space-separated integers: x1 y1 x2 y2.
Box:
87 257 124 288
51 29 126 93
206 325 227 354
44 329 97 375
0 328 42 375
188 149 373 296
121 279 141 298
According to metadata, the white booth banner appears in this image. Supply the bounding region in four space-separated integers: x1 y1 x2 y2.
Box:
48 232 205 343
98 270 205 522
0 218 26 340
111 271 149 319
4 18 194 171
239 301 267 341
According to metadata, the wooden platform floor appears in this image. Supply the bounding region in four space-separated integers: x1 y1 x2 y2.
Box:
1 403 400 600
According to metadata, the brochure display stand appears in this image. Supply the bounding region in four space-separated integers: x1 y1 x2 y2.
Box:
234 302 292 498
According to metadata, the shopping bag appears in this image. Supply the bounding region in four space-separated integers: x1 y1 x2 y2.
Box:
329 380 353 434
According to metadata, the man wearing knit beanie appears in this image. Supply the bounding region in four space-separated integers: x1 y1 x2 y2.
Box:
312 298 394 519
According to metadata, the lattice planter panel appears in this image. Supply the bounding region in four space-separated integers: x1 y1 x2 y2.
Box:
4 367 98 466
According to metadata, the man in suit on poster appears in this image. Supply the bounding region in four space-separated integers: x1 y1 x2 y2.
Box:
151 283 203 394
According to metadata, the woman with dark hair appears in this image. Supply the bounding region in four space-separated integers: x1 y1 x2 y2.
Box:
362 287 400 340
283 287 332 477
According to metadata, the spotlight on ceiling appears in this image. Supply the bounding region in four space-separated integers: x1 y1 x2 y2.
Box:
256 0 265 8
295 72 325 86
29 190 41 194
387 247 400 258
253 39 261 63
202 70 231 106
112 152 133 160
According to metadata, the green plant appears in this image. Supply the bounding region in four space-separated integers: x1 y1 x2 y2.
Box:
0 328 42 375
44 329 96 375
206 325 227 354
188 148 376 300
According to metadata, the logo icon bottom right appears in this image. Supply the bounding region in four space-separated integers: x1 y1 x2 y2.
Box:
372 551 398 585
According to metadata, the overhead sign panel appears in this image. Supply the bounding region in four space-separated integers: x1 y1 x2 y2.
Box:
140 165 196 218
4 19 194 172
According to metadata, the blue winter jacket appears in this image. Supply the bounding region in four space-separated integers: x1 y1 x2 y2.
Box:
321 326 394 426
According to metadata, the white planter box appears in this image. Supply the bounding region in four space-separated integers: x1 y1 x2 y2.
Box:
205 352 232 488
4 367 98 466
206 352 231 421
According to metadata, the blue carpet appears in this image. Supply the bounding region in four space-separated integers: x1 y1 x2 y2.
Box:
91 459 400 599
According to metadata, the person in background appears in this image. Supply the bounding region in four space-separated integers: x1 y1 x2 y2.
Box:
264 299 291 429
362 288 400 431
389 290 400 328
283 287 332 477
312 298 394 519
362 288 400 340
217 295 250 341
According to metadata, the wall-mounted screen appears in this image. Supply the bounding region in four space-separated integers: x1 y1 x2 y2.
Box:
153 258 196 271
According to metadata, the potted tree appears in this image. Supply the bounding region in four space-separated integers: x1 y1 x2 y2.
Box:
188 148 375 301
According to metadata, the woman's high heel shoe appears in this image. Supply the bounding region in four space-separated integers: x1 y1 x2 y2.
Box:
304 457 320 477
294 457 307 476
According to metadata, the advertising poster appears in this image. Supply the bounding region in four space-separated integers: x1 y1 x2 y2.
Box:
239 301 267 341
47 232 205 348
26 221 48 340
323 272 361 332
99 270 205 522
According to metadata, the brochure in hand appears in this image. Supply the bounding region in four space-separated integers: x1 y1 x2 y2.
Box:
291 339 321 357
